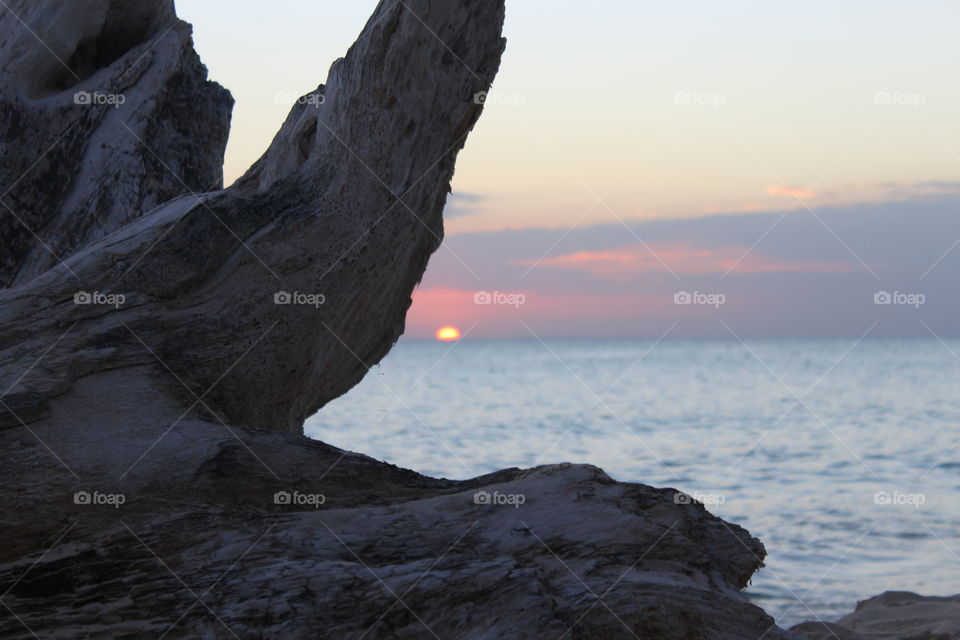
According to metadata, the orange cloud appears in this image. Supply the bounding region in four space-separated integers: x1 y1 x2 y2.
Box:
513 243 853 277
767 185 815 199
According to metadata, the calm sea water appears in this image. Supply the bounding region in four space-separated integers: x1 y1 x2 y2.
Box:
305 338 960 628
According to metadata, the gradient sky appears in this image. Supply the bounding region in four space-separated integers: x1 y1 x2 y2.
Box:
177 0 960 338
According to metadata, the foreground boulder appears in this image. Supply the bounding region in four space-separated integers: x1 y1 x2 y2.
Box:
0 0 798 638
792 592 960 640
0 371 795 639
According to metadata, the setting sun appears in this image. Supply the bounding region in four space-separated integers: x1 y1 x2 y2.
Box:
434 326 462 342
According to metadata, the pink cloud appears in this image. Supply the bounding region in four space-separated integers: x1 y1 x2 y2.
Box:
512 243 854 277
767 185 816 199
405 288 676 339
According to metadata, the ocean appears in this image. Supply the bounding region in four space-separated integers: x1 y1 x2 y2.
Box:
304 338 960 628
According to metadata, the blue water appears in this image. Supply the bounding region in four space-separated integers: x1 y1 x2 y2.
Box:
305 338 960 629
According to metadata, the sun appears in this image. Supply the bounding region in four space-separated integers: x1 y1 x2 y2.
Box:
435 326 462 342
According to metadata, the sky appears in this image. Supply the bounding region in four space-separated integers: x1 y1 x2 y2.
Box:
177 0 960 338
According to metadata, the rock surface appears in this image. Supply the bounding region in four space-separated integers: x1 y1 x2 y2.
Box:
791 592 960 640
0 0 232 288
0 370 795 639
0 0 505 434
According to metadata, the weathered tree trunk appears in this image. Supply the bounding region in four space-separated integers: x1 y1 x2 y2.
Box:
0 0 505 433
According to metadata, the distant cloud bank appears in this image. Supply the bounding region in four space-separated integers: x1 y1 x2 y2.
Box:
409 195 960 339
